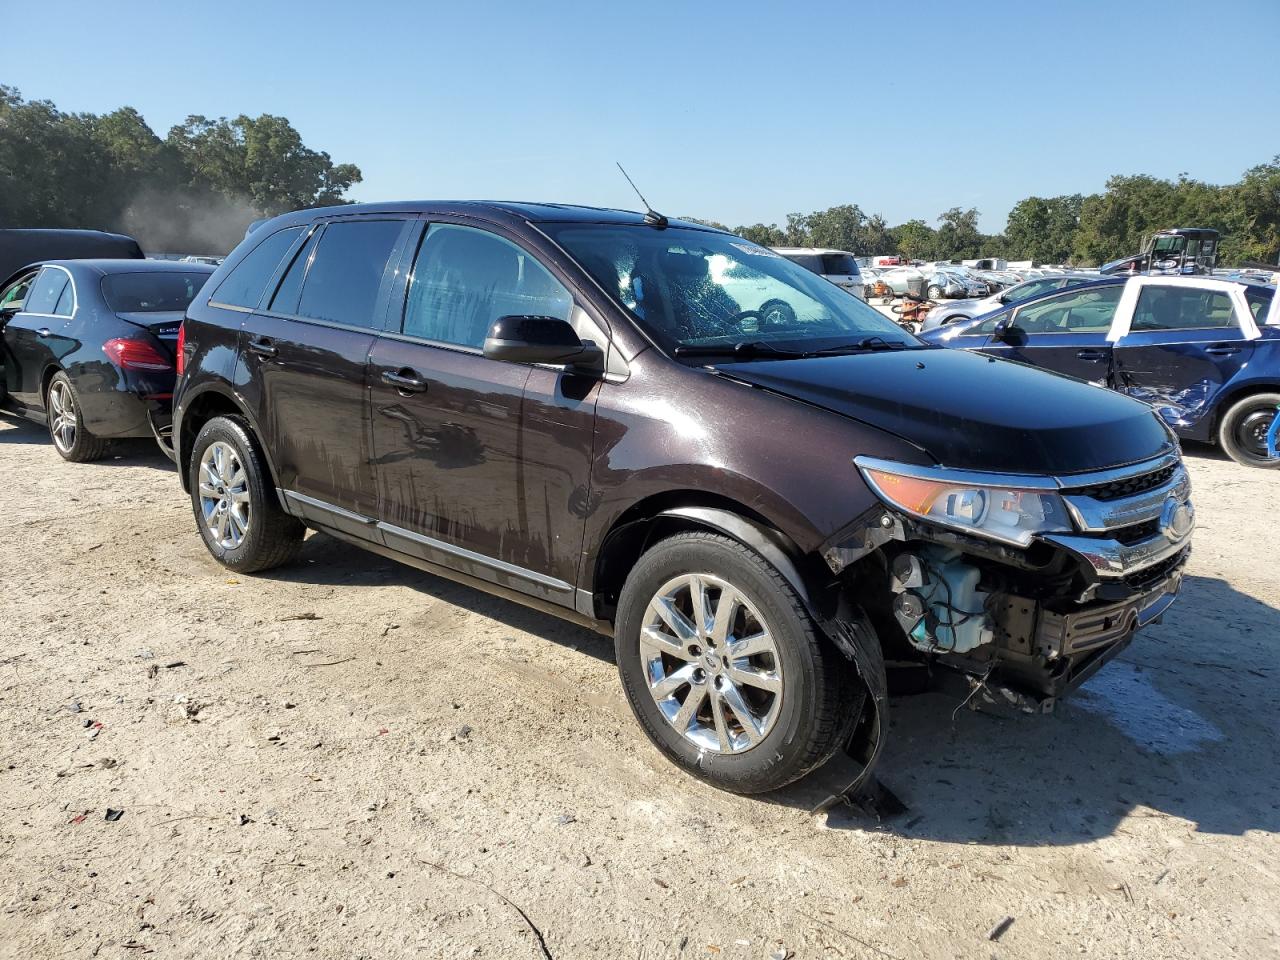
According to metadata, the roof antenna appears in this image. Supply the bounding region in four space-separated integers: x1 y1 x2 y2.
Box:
616 162 668 228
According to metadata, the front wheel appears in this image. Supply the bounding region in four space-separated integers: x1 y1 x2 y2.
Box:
189 415 306 571
614 531 856 794
1217 392 1280 468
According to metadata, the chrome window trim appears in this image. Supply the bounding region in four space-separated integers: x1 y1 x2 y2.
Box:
21 264 78 319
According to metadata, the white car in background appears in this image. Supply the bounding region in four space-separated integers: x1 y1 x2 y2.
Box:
772 247 867 301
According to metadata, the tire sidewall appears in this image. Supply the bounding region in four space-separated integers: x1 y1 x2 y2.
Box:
47 372 101 462
189 416 282 568
1219 393 1280 468
614 535 824 793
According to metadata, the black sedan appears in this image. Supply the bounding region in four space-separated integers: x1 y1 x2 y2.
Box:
0 259 215 461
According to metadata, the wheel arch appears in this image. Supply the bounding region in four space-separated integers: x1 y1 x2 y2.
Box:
590 490 836 632
1207 380 1280 438
177 386 284 504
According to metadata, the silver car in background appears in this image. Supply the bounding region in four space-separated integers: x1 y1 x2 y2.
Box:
919 273 1102 331
773 247 867 301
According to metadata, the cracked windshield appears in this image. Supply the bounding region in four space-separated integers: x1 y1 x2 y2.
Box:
548 225 917 356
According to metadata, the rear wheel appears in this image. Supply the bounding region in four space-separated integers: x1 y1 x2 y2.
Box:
614 531 856 794
189 415 305 571
1217 392 1280 468
46 372 109 462
927 284 944 300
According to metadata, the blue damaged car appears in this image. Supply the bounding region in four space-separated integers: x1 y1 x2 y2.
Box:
920 274 1280 467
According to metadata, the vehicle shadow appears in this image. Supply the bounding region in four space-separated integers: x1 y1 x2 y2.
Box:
260 531 1280 845
785 572 1280 845
261 530 614 664
0 414 175 470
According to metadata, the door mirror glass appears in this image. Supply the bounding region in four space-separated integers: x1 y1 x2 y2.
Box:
483 315 603 369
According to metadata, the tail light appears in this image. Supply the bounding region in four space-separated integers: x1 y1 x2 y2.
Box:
176 322 186 375
103 337 173 371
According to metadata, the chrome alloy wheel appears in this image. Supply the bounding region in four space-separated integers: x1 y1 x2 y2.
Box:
198 441 250 549
48 380 77 453
640 573 783 754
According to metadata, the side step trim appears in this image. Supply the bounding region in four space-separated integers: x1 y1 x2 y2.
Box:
376 520 574 594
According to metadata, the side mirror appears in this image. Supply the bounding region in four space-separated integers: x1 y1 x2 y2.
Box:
483 315 604 370
990 316 1011 342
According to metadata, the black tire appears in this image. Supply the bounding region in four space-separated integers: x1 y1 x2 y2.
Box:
46 371 109 463
943 314 967 326
1217 392 1280 468
189 415 305 572
614 531 856 794
927 284 944 300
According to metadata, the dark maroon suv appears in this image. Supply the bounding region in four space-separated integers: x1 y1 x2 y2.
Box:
172 202 1194 795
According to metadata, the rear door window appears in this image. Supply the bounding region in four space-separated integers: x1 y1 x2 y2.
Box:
23 268 69 316
211 226 304 309
53 281 75 316
292 220 405 327
1132 286 1237 331
401 223 573 349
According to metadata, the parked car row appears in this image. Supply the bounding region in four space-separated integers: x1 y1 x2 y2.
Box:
0 208 1226 803
920 273 1280 467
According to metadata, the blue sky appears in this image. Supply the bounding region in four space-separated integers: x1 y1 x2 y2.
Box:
7 0 1278 233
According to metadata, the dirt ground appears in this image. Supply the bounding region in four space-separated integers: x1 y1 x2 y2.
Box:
2 413 1278 960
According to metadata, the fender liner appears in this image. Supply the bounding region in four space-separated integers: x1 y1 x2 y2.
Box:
657 506 890 808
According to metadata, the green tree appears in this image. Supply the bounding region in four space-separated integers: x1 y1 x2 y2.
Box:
934 207 983 260
1003 194 1083 264
889 219 936 261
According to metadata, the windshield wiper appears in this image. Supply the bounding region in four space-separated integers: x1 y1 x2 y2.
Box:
672 340 809 359
807 336 917 356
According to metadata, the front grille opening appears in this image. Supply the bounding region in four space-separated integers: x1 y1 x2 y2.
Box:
1123 548 1188 592
1067 462 1177 502
1113 518 1161 545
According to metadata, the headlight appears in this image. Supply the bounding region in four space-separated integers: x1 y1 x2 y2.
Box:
855 457 1073 547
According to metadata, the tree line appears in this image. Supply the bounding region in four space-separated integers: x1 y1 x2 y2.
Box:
0 86 361 253
695 162 1280 267
3 87 1278 265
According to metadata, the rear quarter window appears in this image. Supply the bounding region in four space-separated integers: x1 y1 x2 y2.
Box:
211 226 304 309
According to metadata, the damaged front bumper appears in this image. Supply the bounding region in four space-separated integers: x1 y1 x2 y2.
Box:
827 452 1195 711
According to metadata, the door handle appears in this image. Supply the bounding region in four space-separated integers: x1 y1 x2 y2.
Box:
36 327 51 338
1076 349 1108 361
1204 345 1241 356
247 338 278 358
381 369 428 393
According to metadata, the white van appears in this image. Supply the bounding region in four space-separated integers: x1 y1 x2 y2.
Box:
772 247 867 301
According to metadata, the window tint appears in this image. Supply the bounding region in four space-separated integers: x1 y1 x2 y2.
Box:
783 253 823 274
24 268 69 315
402 224 573 348
269 229 321 315
1012 285 1122 334
53 281 74 316
212 226 304 309
1007 278 1059 303
1132 286 1237 331
102 272 208 312
1244 287 1274 323
820 254 859 276
294 220 404 326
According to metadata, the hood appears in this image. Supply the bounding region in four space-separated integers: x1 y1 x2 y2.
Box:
715 348 1173 475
